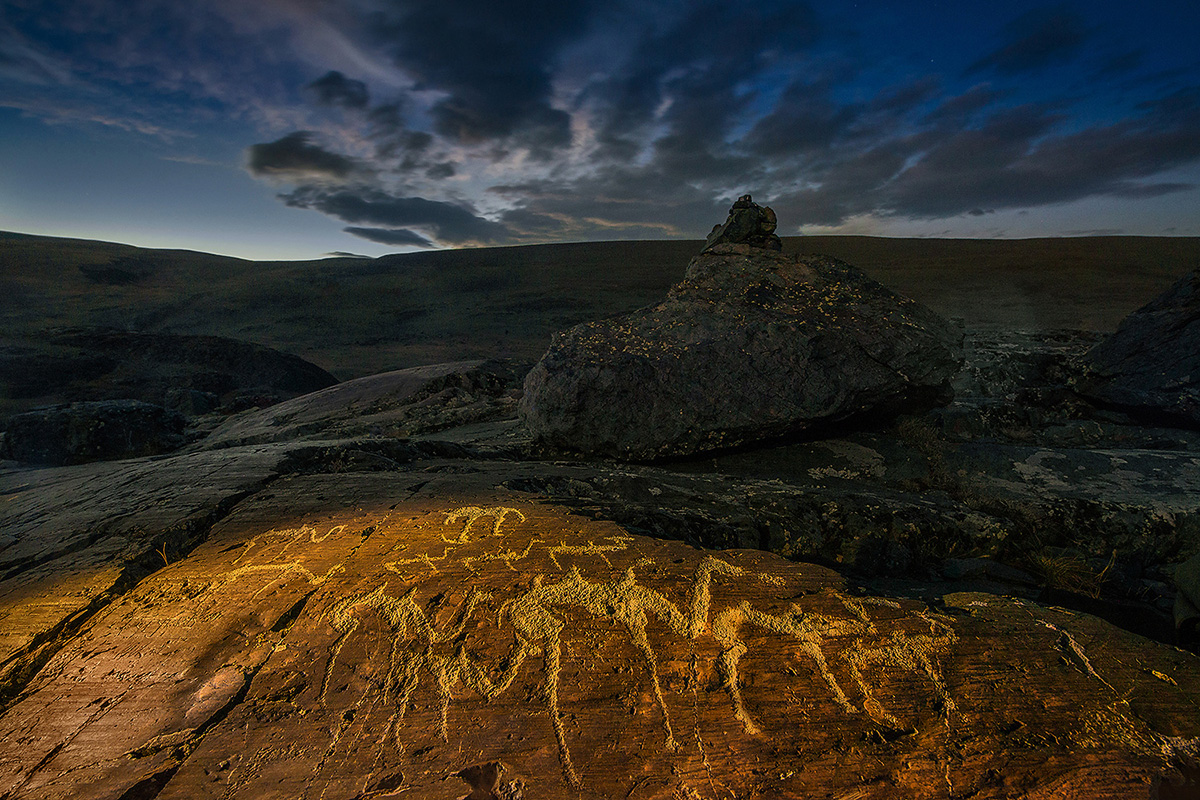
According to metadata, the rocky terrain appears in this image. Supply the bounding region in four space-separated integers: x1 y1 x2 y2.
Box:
2 230 1200 798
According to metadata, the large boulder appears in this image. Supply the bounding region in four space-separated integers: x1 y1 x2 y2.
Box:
1079 269 1200 426
520 243 962 459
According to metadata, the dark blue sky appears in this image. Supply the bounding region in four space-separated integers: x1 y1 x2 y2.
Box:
1 0 1198 258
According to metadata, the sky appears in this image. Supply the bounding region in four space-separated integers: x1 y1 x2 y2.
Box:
1 0 1198 260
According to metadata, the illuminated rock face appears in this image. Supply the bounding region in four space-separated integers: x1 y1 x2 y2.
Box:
521 244 963 459
2 469 1198 800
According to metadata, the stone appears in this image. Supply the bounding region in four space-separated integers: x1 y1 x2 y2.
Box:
0 328 338 416
2 463 1199 799
703 193 782 251
1078 269 1200 427
3 347 1200 797
0 400 186 465
1176 552 1200 648
196 359 526 450
520 244 962 459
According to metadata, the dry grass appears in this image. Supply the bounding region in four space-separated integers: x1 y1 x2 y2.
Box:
1027 548 1118 598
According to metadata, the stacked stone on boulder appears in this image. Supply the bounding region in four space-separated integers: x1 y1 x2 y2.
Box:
704 193 781 251
1079 269 1200 426
520 199 963 460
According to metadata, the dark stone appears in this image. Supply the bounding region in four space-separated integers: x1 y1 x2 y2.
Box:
1078 270 1200 427
1 400 186 465
0 328 338 415
704 194 782 252
164 388 219 417
520 244 962 460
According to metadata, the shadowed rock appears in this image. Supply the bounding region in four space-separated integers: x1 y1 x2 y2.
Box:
0 328 338 416
520 243 962 459
196 359 527 449
703 194 782 251
1 400 185 464
1079 269 1200 427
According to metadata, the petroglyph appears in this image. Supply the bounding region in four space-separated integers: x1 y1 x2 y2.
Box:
713 602 868 734
460 538 544 572
319 551 960 786
384 548 452 577
383 507 538 578
842 614 959 727
443 506 526 541
216 561 345 599
547 535 635 569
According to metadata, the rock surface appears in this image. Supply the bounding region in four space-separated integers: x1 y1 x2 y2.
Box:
521 244 962 459
197 359 525 450
0 328 338 417
1079 269 1200 426
0 400 185 465
2 457 1199 799
4 328 1200 798
703 194 782 251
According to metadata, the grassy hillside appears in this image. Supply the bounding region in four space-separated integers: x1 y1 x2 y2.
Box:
2 230 1197 380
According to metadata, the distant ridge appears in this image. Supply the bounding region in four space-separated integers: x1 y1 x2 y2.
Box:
3 230 1198 385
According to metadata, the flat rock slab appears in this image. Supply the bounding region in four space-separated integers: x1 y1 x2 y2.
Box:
2 469 1198 799
0 447 286 707
198 360 521 450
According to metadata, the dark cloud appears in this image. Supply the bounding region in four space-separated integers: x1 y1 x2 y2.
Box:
742 79 859 156
246 132 359 181
884 98 1200 217
1093 50 1144 80
593 0 820 161
306 70 369 108
922 85 1009 126
425 162 455 179
282 185 510 245
370 0 603 149
343 226 434 247
968 5 1090 75
364 102 437 167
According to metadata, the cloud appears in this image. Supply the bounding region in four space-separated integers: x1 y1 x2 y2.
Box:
282 185 511 245
967 5 1090 75
369 0 604 149
881 99 1200 218
306 70 369 108
245 132 360 180
742 79 860 157
0 24 72 84
343 226 433 247
591 0 820 162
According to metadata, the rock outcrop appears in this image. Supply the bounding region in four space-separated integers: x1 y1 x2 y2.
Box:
1 400 185 465
521 243 962 459
2 452 1199 800
196 359 526 450
703 194 782 251
0 328 338 416
1079 269 1200 426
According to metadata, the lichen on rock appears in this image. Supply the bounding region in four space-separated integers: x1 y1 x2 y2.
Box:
520 221 963 459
